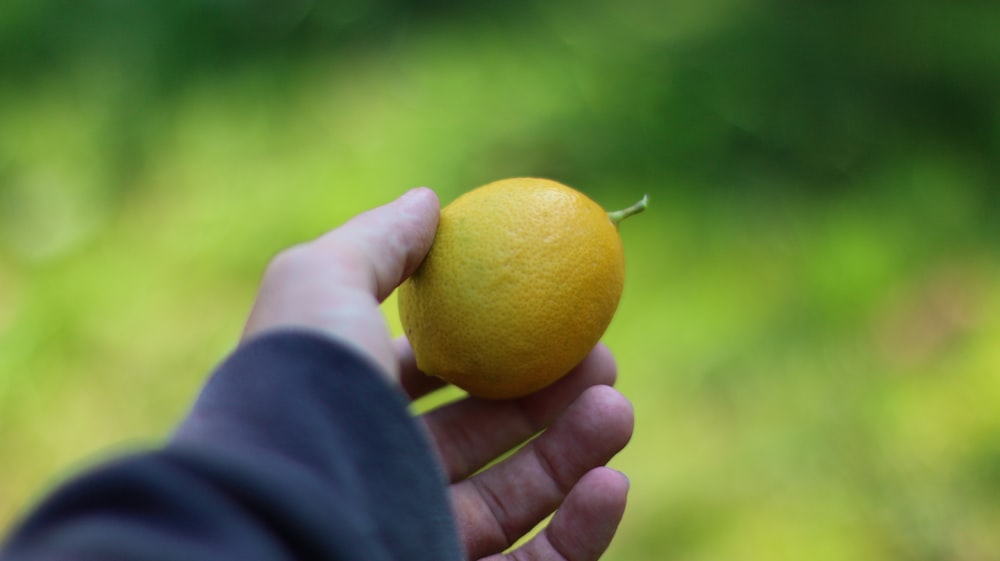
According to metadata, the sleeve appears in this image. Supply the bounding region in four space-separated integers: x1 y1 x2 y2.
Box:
0 331 463 561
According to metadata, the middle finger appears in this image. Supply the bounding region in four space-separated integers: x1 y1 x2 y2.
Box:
419 344 618 481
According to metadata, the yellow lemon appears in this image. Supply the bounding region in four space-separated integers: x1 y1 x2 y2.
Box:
398 177 646 399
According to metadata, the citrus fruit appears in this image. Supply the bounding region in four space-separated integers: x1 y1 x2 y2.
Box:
398 177 646 399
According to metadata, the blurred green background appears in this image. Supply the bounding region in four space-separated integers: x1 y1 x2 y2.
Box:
3 0 1000 559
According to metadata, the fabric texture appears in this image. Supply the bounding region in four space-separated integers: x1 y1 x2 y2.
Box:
1 331 463 561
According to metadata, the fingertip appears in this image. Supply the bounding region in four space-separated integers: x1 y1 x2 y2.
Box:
576 467 630 518
578 467 631 540
400 186 440 207
314 187 441 302
543 467 630 561
575 385 635 447
591 466 631 497
396 187 441 230
582 342 618 386
395 336 447 398
513 344 622 433
393 187 441 284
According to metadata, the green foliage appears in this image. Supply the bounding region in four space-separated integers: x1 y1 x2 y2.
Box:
3 1 1000 558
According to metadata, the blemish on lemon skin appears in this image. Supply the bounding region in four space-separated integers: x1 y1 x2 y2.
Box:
398 177 645 399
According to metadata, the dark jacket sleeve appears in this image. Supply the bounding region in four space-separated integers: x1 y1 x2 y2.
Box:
0 331 463 561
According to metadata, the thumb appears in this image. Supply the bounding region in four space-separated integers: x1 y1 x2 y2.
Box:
242 188 440 380
311 187 441 301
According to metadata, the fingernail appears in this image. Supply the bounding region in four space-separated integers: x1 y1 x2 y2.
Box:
617 469 631 489
400 187 429 202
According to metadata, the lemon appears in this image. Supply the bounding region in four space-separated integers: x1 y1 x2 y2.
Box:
398 177 646 399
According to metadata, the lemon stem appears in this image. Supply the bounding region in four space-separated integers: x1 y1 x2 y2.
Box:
608 194 649 227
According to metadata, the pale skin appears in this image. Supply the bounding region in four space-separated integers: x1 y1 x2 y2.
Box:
244 187 634 561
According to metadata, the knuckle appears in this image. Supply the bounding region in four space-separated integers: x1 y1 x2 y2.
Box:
265 244 313 280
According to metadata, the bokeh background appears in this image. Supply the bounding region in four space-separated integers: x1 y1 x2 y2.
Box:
3 1 1000 559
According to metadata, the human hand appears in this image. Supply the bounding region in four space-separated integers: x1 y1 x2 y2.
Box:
401 338 633 560
243 187 441 382
244 188 634 559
